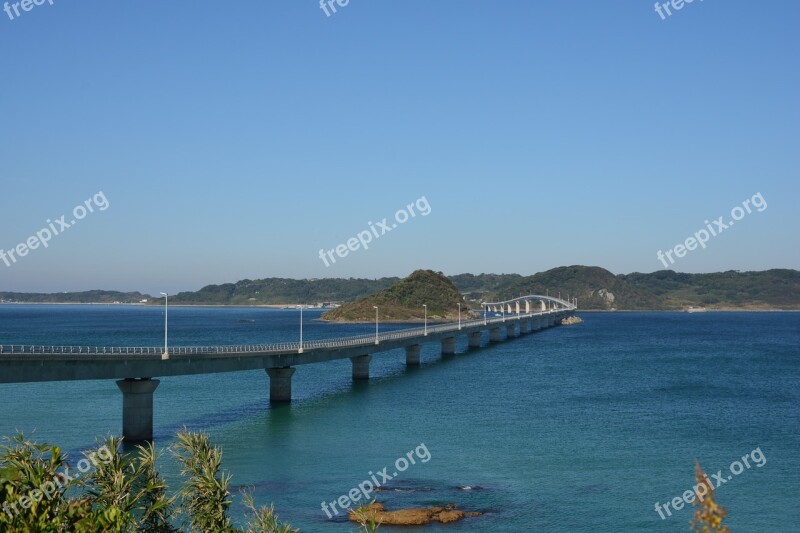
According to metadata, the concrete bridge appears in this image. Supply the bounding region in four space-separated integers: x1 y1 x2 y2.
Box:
0 295 577 442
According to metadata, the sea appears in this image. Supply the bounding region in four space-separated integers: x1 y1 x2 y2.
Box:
0 305 798 532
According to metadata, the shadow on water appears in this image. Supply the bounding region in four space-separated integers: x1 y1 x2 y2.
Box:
146 333 547 447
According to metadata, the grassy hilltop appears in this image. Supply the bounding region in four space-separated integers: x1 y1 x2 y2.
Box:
321 270 477 322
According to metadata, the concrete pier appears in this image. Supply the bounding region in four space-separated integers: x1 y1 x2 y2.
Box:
1 293 577 443
405 344 421 366
468 331 482 348
351 355 372 380
116 378 160 442
506 323 517 338
441 337 456 355
266 367 295 402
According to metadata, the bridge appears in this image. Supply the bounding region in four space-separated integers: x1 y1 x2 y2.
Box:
0 295 577 442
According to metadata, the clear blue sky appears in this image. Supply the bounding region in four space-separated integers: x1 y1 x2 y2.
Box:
1 1 798 294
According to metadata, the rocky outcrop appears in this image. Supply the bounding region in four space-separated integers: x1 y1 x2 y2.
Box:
594 289 615 303
560 315 583 325
349 502 481 526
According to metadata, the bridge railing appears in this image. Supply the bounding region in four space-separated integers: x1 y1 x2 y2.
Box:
0 308 571 358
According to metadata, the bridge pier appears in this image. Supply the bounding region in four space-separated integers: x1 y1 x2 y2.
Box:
506 323 517 338
441 337 456 356
468 331 482 348
489 326 503 343
520 320 530 334
266 367 295 402
116 378 159 443
351 355 372 380
533 317 541 331
405 344 421 366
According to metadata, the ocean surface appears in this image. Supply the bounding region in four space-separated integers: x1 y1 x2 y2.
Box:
0 305 798 532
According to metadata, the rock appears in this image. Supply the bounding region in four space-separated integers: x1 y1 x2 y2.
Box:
596 289 615 303
560 316 583 325
349 502 481 526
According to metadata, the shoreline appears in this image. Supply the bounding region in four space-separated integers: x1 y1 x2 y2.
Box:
1 303 798 312
0 302 302 309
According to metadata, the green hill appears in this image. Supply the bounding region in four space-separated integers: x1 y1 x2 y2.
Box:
620 268 800 310
0 290 149 304
165 277 400 306
3 267 798 310
497 266 800 310
321 270 477 322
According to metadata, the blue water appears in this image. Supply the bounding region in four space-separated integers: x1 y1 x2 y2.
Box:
0 306 798 532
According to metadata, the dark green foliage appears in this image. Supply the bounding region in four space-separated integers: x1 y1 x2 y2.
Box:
0 291 149 304
3 268 798 310
494 266 800 310
0 431 296 533
164 277 400 306
322 270 475 322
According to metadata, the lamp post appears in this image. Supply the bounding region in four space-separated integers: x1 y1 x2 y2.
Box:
458 303 462 329
483 304 487 325
423 304 427 336
373 306 379 345
160 292 169 360
299 304 304 353
502 303 505 322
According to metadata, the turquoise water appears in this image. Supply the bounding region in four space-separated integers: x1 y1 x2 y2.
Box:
0 306 798 531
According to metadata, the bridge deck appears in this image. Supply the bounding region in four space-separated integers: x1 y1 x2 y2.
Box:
0 309 572 383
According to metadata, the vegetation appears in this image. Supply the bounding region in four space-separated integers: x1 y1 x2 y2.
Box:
0 291 149 305
162 278 399 306
3 267 798 310
447 273 523 302
321 270 476 322
690 462 729 533
498 266 800 310
0 430 380 533
0 432 745 532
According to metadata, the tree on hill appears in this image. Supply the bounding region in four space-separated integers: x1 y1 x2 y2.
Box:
322 270 476 322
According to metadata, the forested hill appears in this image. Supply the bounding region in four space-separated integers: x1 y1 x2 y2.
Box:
3 268 798 310
0 290 149 304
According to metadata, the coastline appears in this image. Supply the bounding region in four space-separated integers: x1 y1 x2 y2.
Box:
2 303 799 312
0 302 297 309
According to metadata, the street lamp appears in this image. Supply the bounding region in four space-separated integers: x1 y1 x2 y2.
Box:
423 304 427 335
483 304 487 325
457 303 462 329
502 303 505 322
299 304 304 353
373 306 379 345
160 292 169 360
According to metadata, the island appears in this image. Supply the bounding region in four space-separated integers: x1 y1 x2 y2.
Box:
321 269 478 322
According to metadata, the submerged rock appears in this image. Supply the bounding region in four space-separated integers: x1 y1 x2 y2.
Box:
349 502 481 526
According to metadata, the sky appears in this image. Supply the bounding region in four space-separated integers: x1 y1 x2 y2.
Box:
1 0 798 294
